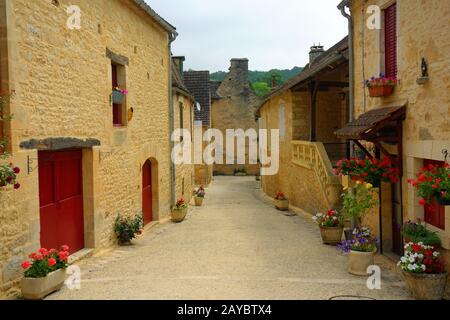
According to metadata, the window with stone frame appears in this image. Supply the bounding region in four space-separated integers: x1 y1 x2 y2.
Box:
111 62 127 126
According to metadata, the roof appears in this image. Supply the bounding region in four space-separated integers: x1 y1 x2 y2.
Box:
183 71 211 125
171 61 194 100
210 81 222 100
256 36 349 114
132 0 177 35
335 105 406 140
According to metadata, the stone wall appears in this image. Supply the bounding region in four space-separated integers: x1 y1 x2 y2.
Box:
0 0 172 298
351 0 450 251
211 59 261 176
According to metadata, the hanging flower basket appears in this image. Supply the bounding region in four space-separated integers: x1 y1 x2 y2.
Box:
408 163 450 206
365 74 397 98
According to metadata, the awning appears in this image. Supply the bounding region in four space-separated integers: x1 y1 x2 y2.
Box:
335 105 406 140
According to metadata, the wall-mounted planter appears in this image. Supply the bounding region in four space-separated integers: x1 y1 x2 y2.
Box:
368 85 395 97
21 269 66 300
112 90 125 104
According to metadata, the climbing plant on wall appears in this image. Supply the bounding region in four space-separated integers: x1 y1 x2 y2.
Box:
0 93 21 189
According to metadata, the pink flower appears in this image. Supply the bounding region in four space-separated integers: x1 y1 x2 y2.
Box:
61 245 69 252
48 258 57 267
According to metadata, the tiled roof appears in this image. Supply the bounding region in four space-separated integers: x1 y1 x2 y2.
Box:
183 71 211 126
210 81 222 100
256 36 349 115
171 61 193 99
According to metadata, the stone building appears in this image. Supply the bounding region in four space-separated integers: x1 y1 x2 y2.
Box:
336 0 450 268
172 57 196 202
0 0 177 297
257 38 349 214
211 58 261 176
183 69 213 186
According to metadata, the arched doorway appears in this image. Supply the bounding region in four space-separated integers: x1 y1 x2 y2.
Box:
142 160 153 225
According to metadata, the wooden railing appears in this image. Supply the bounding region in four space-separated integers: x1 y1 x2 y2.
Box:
291 140 342 208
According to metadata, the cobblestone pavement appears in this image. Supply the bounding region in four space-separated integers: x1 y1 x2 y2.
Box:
47 177 410 300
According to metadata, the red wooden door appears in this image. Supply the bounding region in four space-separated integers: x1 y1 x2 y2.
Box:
39 150 84 254
142 160 153 225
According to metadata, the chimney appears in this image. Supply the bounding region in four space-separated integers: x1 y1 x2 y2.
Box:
172 56 185 76
271 74 277 90
309 45 325 63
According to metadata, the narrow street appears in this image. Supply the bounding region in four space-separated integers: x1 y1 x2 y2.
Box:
47 177 409 300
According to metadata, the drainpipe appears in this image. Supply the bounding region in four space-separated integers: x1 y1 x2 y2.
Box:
338 0 354 158
169 32 177 207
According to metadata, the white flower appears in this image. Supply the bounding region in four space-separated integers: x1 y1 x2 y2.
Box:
409 257 415 263
400 257 408 263
421 265 426 271
418 254 424 259
433 251 440 257
407 264 415 271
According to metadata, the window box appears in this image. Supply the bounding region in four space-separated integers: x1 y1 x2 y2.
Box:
368 84 395 97
112 90 125 104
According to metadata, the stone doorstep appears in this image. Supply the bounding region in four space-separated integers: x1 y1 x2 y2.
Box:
68 248 94 265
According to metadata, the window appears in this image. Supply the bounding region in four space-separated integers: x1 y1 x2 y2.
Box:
278 104 285 141
179 102 184 142
111 62 126 126
424 160 446 230
384 3 397 78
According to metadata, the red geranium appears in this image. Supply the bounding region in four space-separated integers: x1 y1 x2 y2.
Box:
21 245 70 278
335 156 399 185
408 162 450 205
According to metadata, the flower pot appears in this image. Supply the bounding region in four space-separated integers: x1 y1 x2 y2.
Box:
112 90 125 104
368 85 394 97
171 207 188 223
21 269 66 300
344 229 353 241
348 250 376 276
118 240 132 246
194 196 204 206
319 226 344 245
275 199 289 211
402 271 448 300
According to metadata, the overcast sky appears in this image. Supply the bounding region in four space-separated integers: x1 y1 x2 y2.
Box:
147 0 348 72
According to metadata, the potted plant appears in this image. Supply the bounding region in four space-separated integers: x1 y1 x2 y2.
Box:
398 242 447 300
194 186 206 206
364 74 397 97
402 220 442 249
312 209 343 245
408 162 450 206
114 214 143 245
338 227 378 276
335 156 400 187
171 198 188 223
341 182 378 236
20 245 70 300
111 87 128 104
274 192 289 211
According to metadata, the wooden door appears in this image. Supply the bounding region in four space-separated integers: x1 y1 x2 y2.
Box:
39 150 84 254
142 160 153 225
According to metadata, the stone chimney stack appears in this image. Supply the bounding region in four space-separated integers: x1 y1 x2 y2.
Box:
309 45 325 64
172 56 185 77
227 58 250 91
271 74 277 90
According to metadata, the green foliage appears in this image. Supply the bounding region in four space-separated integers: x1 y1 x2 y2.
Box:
210 67 303 97
403 221 442 246
341 183 378 225
114 214 143 244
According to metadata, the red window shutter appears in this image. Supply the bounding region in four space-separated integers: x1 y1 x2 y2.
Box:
112 64 118 87
424 160 446 230
384 3 397 78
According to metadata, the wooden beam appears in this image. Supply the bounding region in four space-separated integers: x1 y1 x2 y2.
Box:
353 140 374 159
309 79 319 141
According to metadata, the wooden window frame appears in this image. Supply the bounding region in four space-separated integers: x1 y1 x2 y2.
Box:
111 62 127 127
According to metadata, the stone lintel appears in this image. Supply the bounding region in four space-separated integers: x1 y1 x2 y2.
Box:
20 137 101 151
106 48 129 66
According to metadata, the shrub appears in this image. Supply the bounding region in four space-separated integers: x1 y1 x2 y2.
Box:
114 214 143 244
402 220 441 247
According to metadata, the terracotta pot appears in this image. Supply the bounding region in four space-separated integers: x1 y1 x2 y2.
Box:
194 196 204 206
171 207 188 223
402 271 448 300
348 250 376 276
21 269 66 300
275 199 289 211
319 226 344 245
368 85 394 97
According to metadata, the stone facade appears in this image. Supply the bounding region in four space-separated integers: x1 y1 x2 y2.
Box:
211 59 261 176
0 0 175 298
349 0 450 257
